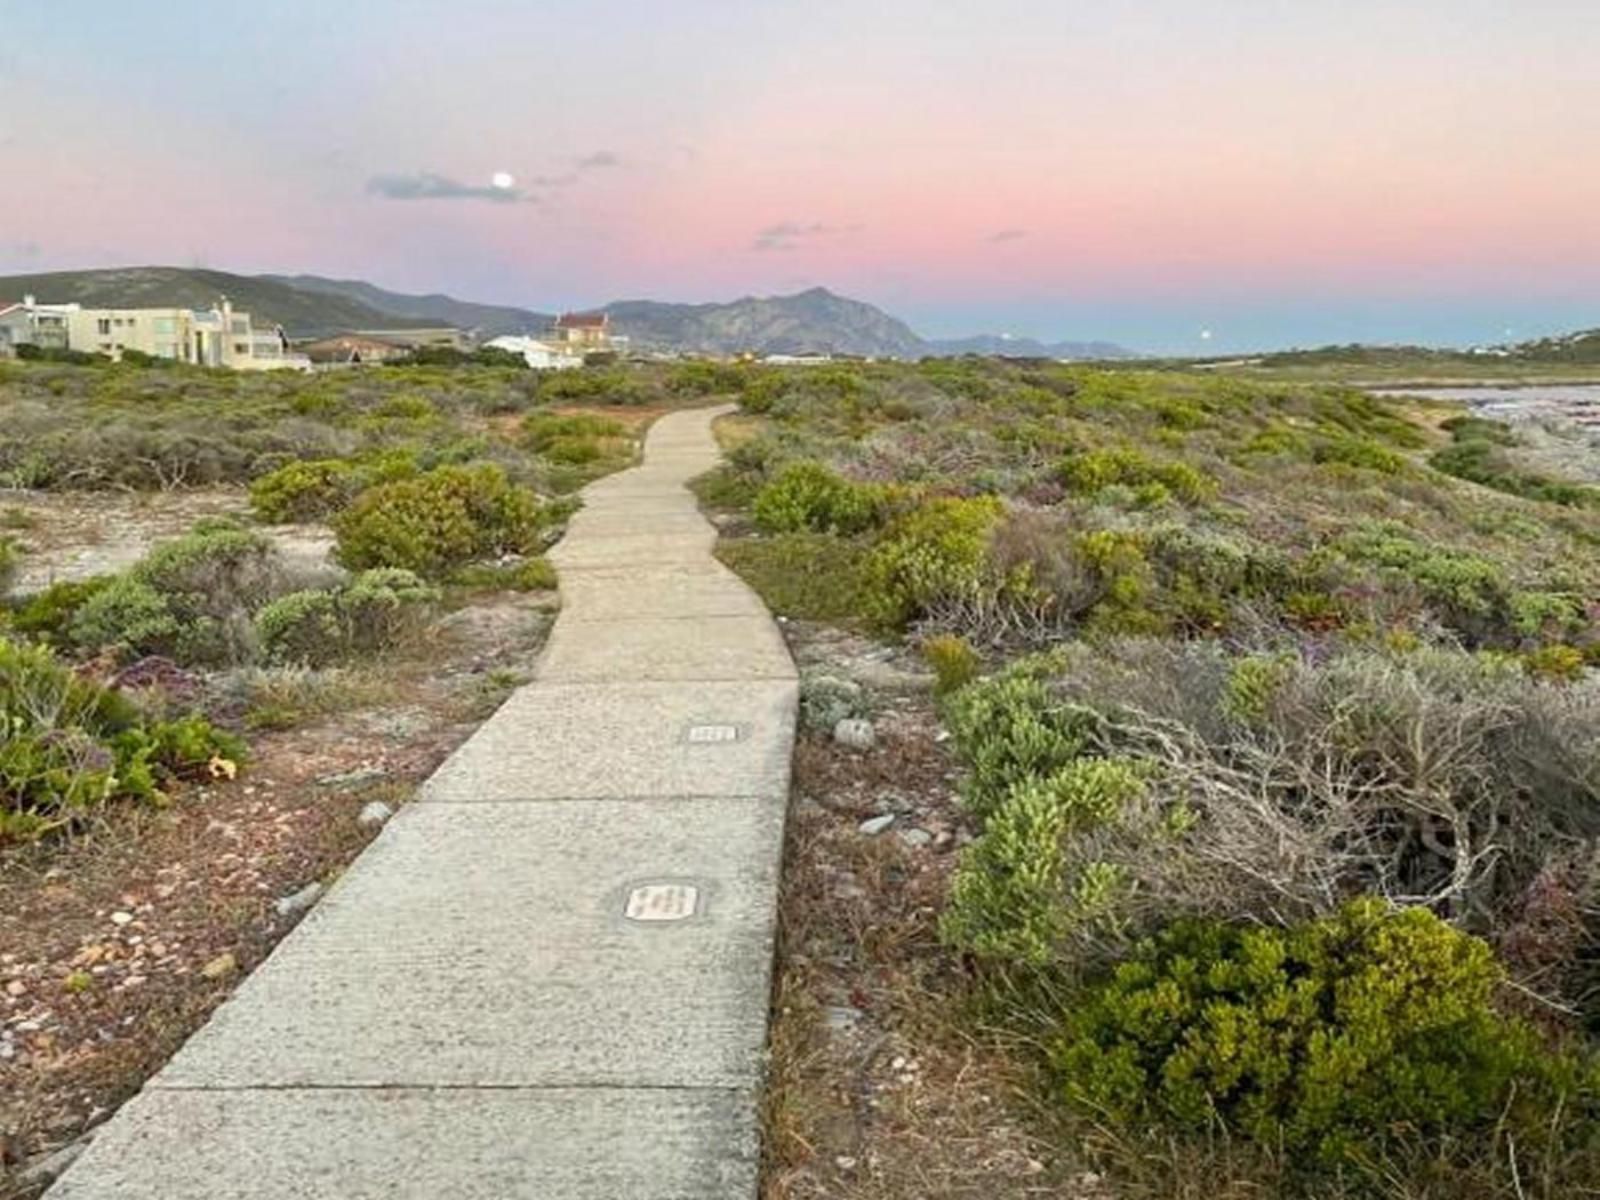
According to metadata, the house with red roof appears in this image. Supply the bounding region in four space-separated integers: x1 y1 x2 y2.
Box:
550 311 611 349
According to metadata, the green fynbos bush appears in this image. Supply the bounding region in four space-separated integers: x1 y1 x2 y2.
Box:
333 463 543 577
9 576 115 645
249 458 362 522
1053 899 1590 1159
522 410 627 451
922 633 981 695
942 659 1101 820
0 537 18 593
752 461 887 535
1059 446 1215 505
0 636 242 840
69 577 182 658
864 495 1009 630
943 756 1145 963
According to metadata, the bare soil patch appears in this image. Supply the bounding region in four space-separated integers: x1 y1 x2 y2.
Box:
762 621 1101 1199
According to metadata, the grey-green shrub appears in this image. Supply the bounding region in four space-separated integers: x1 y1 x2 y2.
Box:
70 577 182 658
254 590 343 667
68 520 282 663
799 673 867 733
257 569 439 666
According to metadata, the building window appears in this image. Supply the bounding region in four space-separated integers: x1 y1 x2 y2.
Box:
97 318 111 335
233 343 250 355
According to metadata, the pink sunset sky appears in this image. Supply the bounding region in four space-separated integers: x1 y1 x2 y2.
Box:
2 0 1597 351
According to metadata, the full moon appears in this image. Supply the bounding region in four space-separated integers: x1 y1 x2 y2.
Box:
491 171 516 190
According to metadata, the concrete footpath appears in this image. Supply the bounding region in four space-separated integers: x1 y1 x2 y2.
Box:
49 406 799 1198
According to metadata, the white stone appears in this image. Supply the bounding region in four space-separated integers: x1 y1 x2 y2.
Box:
858 814 895 836
357 800 395 829
273 882 324 918
317 765 387 790
832 718 876 751
823 1005 863 1033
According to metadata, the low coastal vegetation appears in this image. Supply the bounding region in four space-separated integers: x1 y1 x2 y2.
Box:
6 351 1600 1194
0 356 669 843
698 358 1600 1196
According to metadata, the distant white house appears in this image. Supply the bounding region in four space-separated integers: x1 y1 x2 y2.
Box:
485 335 583 370
760 353 834 366
0 296 81 357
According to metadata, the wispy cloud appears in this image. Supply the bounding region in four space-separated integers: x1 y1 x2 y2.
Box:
576 150 621 169
987 228 1027 243
751 221 860 252
366 172 533 204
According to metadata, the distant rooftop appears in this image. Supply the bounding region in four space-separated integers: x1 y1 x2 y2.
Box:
554 311 608 330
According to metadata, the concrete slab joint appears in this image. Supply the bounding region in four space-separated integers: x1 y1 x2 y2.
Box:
49 404 797 1199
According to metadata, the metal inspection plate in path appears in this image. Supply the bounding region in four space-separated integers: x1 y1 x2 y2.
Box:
624 882 701 923
685 723 742 744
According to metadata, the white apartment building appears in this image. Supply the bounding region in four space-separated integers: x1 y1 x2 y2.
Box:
484 334 583 370
0 296 79 357
63 298 308 370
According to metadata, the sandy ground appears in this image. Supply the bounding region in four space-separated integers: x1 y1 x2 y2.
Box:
759 621 1103 1200
1 489 335 594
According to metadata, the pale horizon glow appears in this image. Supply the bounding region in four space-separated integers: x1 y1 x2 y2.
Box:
1 1 1597 353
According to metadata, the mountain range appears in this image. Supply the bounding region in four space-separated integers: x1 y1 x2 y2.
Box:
0 266 1135 359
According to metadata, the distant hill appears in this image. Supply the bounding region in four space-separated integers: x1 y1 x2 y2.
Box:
1504 329 1600 364
604 287 926 357
0 267 408 337
0 267 1134 358
924 332 1137 360
1243 331 1600 369
261 274 553 338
